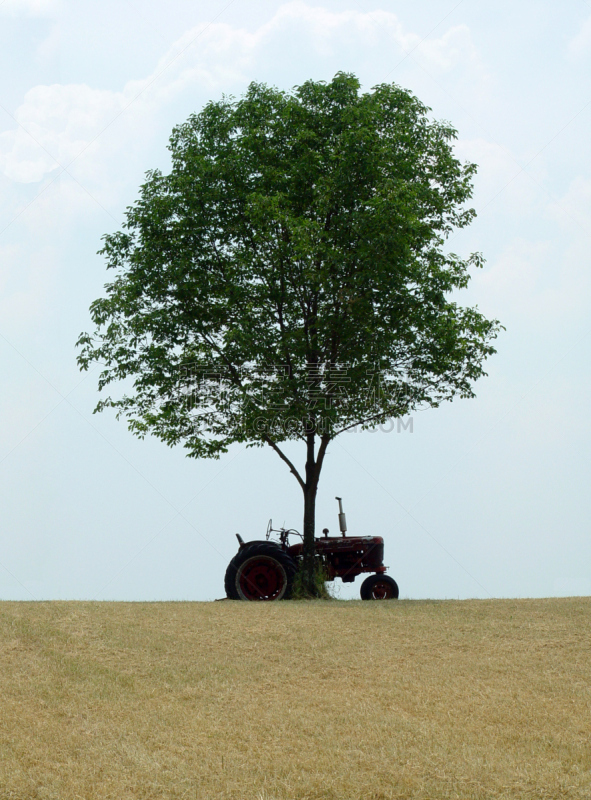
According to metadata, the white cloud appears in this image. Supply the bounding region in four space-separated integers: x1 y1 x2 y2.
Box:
414 24 479 72
0 84 129 183
0 3 483 185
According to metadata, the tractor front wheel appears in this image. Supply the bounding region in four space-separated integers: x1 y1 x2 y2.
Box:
225 542 296 601
360 574 399 600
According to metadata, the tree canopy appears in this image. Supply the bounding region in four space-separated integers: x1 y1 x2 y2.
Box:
77 72 501 591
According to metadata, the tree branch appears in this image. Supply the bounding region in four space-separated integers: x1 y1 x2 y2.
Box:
263 433 305 491
333 409 407 436
314 434 331 483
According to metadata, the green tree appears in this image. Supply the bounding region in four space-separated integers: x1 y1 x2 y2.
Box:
77 72 501 595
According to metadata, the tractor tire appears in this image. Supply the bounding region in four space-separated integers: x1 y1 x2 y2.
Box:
360 574 399 600
224 542 296 601
223 541 280 600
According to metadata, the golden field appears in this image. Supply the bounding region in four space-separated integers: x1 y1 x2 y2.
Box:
0 597 589 799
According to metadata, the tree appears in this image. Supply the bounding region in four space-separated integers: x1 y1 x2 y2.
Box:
77 72 501 595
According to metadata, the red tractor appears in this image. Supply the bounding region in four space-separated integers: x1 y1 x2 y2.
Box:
224 497 399 601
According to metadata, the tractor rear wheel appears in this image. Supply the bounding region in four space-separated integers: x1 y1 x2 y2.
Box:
360 574 399 600
225 542 296 601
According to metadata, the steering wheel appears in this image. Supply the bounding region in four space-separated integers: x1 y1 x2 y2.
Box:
266 519 273 540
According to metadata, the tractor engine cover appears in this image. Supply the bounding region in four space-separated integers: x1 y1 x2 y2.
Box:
287 535 385 581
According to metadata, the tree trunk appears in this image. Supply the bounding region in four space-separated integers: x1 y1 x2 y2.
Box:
302 479 318 595
266 430 329 597
301 430 323 596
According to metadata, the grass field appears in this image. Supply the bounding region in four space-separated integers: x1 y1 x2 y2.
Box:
0 598 589 800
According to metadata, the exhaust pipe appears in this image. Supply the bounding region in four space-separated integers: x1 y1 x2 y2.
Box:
335 497 347 536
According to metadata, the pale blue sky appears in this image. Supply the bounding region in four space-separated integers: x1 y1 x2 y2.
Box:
1 0 590 600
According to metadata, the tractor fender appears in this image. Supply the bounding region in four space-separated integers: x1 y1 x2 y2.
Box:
235 539 281 553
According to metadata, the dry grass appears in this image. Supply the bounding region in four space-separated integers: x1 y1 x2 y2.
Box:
0 598 589 799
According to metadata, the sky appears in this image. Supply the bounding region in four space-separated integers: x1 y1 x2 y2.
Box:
0 0 590 601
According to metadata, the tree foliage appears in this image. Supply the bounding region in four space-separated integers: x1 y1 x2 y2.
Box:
77 73 501 591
